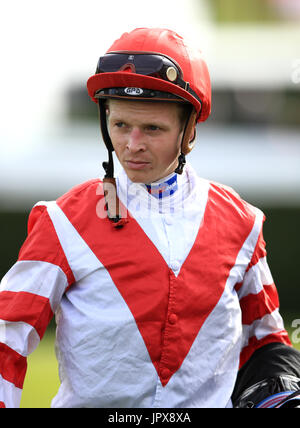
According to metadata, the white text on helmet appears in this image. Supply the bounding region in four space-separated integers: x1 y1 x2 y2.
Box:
124 88 144 96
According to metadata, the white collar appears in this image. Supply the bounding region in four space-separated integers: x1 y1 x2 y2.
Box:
116 163 198 215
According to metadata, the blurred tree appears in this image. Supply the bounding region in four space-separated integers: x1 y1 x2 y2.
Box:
209 0 281 23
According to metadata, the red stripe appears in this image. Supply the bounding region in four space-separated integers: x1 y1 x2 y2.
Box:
239 331 292 368
235 281 243 292
18 205 75 285
0 291 53 339
0 343 27 389
58 180 256 386
240 283 279 325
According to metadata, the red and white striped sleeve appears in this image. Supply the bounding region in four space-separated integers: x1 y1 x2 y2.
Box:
0 203 75 408
236 217 291 369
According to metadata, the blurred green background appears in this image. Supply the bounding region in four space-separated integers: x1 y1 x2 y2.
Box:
1 0 300 407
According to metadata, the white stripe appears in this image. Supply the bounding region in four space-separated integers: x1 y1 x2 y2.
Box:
242 309 285 348
0 320 40 357
0 375 22 408
223 205 265 289
237 256 274 299
0 260 68 312
38 201 103 282
52 268 157 408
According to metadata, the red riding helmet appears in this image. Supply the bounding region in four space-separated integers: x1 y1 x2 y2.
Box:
87 28 211 123
87 28 211 178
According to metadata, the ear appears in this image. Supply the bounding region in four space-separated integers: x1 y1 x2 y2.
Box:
181 111 197 155
189 127 196 144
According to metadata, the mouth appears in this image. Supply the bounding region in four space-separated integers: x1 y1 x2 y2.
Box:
125 160 151 170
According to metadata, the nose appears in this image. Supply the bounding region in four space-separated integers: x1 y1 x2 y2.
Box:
126 127 146 153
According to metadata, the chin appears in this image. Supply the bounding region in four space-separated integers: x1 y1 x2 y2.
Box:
127 173 149 184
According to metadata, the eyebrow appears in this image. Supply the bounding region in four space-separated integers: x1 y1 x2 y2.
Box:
143 120 169 129
109 114 170 129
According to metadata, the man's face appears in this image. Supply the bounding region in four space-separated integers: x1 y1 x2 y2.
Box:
106 99 185 184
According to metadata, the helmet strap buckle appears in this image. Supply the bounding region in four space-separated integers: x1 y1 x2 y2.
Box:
174 153 186 175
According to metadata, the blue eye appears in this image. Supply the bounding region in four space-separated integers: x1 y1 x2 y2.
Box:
147 125 160 131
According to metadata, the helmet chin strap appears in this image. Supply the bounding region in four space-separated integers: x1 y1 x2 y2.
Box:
98 99 114 179
175 108 197 175
98 100 128 227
